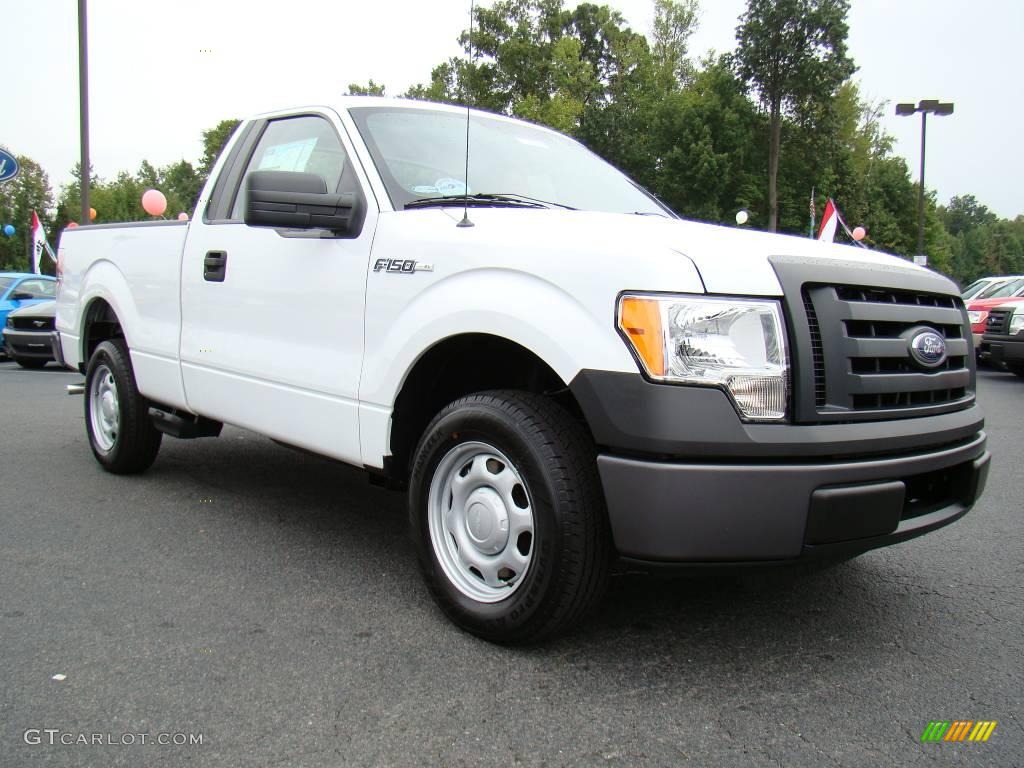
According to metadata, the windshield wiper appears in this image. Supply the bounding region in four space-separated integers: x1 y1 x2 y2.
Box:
404 193 574 211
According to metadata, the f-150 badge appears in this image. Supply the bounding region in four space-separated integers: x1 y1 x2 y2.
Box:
373 258 434 274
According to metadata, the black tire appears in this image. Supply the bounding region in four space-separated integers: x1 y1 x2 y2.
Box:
15 357 47 369
409 390 610 644
1007 362 1024 378
84 339 162 474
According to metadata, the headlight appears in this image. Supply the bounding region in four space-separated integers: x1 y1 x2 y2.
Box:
5 317 13 329
968 311 983 325
1010 307 1024 335
618 294 789 421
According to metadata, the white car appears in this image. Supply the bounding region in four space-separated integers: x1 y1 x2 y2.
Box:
53 98 990 642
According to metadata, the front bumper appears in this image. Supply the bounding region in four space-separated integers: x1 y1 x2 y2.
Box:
571 370 989 563
598 433 989 562
2 328 56 361
985 334 1024 365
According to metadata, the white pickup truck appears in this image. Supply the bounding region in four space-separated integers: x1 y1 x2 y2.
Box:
55 97 990 643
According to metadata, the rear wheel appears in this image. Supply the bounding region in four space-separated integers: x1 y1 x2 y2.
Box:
85 339 162 474
409 390 610 644
1007 362 1024 378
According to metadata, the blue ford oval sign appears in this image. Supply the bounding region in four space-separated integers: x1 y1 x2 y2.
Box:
0 149 19 183
909 329 947 368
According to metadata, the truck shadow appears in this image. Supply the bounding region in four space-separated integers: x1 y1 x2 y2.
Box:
144 425 942 677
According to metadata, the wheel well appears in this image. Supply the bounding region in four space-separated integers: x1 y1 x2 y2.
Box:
388 334 589 483
81 299 124 367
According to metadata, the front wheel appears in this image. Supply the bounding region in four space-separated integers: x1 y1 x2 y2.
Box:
85 339 162 474
409 390 610 644
1007 362 1024 378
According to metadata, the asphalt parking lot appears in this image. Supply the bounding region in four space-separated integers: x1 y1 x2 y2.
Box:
1 361 1021 767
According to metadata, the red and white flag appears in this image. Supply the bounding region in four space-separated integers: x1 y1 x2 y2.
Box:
817 198 839 242
31 210 55 274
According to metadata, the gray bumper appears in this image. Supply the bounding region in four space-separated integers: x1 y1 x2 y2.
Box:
986 336 1024 365
598 432 989 563
2 328 56 361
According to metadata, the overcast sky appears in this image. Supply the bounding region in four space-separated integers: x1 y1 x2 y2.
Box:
2 0 1021 218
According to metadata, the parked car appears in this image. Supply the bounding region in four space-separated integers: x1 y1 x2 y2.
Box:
966 278 1024 353
0 273 57 359
3 299 56 368
982 302 1024 377
54 97 990 643
961 275 1021 301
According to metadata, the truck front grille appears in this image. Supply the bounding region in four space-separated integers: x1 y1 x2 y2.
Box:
10 316 55 331
985 307 1013 335
801 284 970 418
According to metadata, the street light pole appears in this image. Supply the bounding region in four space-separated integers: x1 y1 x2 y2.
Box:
896 99 953 261
918 110 927 255
78 0 90 226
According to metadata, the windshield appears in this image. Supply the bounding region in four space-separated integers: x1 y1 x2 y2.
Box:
979 278 1024 299
0 277 13 295
961 279 993 299
349 106 671 216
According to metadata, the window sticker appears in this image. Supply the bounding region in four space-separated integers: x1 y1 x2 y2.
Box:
257 139 318 173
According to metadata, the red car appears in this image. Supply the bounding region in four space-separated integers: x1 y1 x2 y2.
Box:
967 277 1024 351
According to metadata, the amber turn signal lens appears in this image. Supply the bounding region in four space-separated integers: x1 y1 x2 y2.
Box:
619 296 665 376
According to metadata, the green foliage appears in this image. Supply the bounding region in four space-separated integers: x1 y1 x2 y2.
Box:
347 80 386 96
0 153 54 272
55 159 201 228
199 119 241 177
652 0 699 87
733 0 856 230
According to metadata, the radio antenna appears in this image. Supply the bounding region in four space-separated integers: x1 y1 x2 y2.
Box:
457 0 475 228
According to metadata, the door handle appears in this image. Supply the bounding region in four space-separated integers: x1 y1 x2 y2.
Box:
204 250 227 282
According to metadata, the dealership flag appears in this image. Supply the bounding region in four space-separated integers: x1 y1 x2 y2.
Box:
809 187 816 238
31 210 55 274
816 198 839 242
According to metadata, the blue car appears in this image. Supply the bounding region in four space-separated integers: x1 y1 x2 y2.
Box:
0 273 57 359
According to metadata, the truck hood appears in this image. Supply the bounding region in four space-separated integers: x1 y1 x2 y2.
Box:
632 215 944 295
443 208 948 296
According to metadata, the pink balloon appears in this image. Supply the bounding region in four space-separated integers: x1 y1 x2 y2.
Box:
852 226 866 241
67 221 79 229
178 212 189 221
142 189 168 216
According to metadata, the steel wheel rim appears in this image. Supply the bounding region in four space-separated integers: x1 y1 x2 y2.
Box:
427 441 536 603
89 364 119 453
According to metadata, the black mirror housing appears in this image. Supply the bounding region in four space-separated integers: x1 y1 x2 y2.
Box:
244 170 361 235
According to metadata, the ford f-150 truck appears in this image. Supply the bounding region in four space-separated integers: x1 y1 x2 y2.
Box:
54 97 990 643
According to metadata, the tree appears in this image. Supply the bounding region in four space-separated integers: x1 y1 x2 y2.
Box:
651 0 700 89
939 195 998 237
199 119 241 178
347 80 386 96
0 154 54 272
733 0 856 231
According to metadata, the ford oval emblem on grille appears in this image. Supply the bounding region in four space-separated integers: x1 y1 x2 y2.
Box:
909 330 947 368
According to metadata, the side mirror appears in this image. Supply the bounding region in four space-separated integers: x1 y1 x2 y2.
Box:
244 170 357 235
10 291 33 300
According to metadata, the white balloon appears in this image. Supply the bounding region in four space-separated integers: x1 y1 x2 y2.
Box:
735 210 749 225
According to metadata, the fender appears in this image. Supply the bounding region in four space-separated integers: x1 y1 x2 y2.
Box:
358 266 646 467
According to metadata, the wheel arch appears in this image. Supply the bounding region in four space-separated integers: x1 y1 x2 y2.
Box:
386 333 592 484
81 296 125 369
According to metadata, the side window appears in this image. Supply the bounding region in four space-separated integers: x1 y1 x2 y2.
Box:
229 115 348 221
15 279 55 298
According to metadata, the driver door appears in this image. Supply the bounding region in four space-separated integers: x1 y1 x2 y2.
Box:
179 111 377 464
